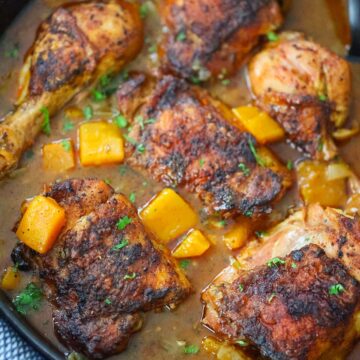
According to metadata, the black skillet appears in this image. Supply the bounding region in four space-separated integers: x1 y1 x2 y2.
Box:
0 1 359 360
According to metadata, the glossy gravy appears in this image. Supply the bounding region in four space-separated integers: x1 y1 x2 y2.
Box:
0 0 359 359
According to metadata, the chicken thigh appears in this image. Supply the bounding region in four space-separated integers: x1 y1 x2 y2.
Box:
159 0 283 81
248 32 351 160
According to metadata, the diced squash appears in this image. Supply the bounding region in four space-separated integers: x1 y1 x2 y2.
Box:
1 266 20 290
79 121 124 166
202 337 250 360
232 106 285 144
297 161 347 208
222 220 250 250
172 229 210 258
16 195 66 254
140 188 198 243
42 140 75 172
202 337 222 355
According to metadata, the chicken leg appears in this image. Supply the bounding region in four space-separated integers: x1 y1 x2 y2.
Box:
0 0 143 178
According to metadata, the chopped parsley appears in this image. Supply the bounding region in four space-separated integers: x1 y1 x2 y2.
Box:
190 76 202 85
176 30 187 42
61 139 71 151
114 115 127 128
221 79 230 86
112 239 129 251
119 166 127 175
129 192 136 203
136 115 145 129
248 139 265 167
83 105 93 120
99 74 111 88
145 118 156 125
319 94 327 102
13 282 43 315
148 43 157 54
217 219 227 227
5 43 19 59
104 178 112 185
116 216 132 230
287 160 294 170
238 163 250 176
183 344 199 355
139 3 149 18
199 159 205 168
329 283 345 296
291 262 297 269
236 340 248 347
179 259 191 270
267 257 285 268
62 118 74 133
238 284 244 292
317 138 324 151
91 89 107 102
255 231 267 238
104 298 112 305
40 107 51 135
137 143 146 153
124 134 138 146
124 272 137 280
244 209 253 217
267 31 279 42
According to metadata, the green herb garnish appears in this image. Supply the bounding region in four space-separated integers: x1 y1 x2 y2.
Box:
115 114 128 128
287 160 294 170
124 272 137 280
244 209 253 217
255 231 267 238
319 94 327 102
236 340 248 347
199 159 205 168
104 178 112 185
91 89 107 102
104 298 112 305
179 259 191 270
238 284 244 292
238 163 250 176
291 262 297 269
129 192 136 203
267 31 279 42
317 138 324 151
148 43 157 54
137 143 146 153
40 107 51 135
112 239 129 251
5 43 19 59
221 79 230 86
329 283 345 296
83 105 93 120
136 115 145 129
117 216 132 230
183 344 200 355
176 30 187 42
61 139 71 151
62 118 74 132
248 139 265 167
139 3 149 18
13 283 43 315
267 257 286 268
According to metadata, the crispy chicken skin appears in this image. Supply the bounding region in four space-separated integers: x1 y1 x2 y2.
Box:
117 74 292 218
0 0 143 179
12 179 191 359
248 32 351 160
202 244 360 360
159 0 282 80
202 205 360 359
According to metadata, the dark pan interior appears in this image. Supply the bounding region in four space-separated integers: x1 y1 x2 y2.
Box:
0 3 62 359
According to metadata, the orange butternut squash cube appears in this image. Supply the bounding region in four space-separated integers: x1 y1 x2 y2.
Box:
1 266 20 290
16 195 66 254
42 140 75 172
140 188 198 243
79 121 124 166
172 229 210 258
297 161 347 208
222 220 250 250
232 106 285 144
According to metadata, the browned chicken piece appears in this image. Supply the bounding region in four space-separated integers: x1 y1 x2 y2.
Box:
159 0 283 81
12 179 191 359
202 204 360 359
117 74 292 218
248 32 351 160
0 0 143 179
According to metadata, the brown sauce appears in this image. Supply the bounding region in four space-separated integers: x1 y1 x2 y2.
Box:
0 0 359 359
